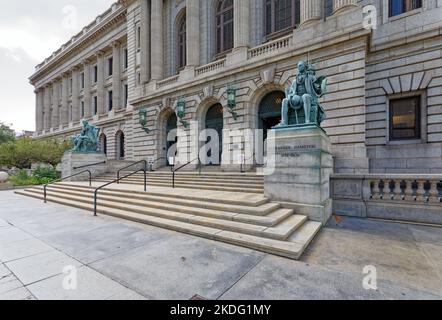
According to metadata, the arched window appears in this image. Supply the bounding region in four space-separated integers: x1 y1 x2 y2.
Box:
216 0 234 55
116 131 125 160
177 13 187 71
100 133 107 155
265 0 300 38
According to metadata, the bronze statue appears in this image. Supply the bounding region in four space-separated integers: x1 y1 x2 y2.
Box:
278 60 327 127
72 120 101 153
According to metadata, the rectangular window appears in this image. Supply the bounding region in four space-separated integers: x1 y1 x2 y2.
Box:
81 72 85 89
81 101 85 118
69 78 73 94
389 0 422 17
325 0 334 17
108 57 113 76
108 90 113 111
69 105 73 122
136 25 141 49
93 65 98 83
124 84 128 106
94 96 98 115
389 96 421 140
124 49 128 69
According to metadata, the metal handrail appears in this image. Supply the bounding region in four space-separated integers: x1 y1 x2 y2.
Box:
44 170 92 203
240 152 256 173
73 161 107 170
148 157 166 171
172 157 202 188
117 160 148 184
93 168 147 216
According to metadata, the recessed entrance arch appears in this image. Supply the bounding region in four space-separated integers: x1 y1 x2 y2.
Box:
165 112 178 166
99 133 107 155
204 103 224 166
115 130 125 160
258 91 285 141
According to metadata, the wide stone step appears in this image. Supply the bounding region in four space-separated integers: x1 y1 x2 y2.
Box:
40 184 281 216
56 182 268 207
118 172 265 180
18 189 308 241
92 179 264 193
16 190 320 259
33 186 291 227
98 175 264 186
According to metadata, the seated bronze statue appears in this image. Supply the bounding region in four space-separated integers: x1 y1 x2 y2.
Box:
72 120 101 153
278 60 327 127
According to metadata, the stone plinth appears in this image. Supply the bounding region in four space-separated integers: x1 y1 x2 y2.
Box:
264 125 334 224
61 151 108 181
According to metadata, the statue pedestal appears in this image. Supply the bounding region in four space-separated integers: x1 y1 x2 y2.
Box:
264 125 334 224
61 152 108 182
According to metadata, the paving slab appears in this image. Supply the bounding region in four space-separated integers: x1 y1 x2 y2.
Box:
0 219 9 228
0 237 54 263
0 226 33 245
6 250 83 286
220 255 440 300
0 287 35 300
90 233 264 300
27 265 146 300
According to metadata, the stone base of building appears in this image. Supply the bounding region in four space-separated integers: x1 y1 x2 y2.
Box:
61 151 108 181
264 125 334 225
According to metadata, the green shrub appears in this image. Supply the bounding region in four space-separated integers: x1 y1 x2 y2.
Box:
9 168 60 187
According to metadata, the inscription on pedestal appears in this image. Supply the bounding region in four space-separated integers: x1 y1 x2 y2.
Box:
276 145 317 158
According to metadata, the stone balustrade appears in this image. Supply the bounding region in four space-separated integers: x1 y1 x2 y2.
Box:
195 59 227 76
156 75 179 89
368 176 442 203
248 35 292 59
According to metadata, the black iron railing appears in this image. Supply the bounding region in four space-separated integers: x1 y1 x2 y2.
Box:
172 157 201 188
93 167 147 217
73 161 107 170
44 170 92 203
117 160 148 184
240 152 256 173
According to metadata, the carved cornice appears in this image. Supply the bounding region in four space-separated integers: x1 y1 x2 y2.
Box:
30 5 127 85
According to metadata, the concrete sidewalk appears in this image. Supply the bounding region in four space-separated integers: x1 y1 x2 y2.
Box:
1 190 441 300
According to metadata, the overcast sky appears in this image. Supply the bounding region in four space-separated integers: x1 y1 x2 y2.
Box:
0 0 115 132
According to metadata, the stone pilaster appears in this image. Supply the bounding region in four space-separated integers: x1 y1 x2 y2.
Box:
333 0 357 14
151 0 164 80
140 0 151 83
300 0 321 27
35 89 44 133
82 60 92 118
43 84 51 131
96 51 106 115
112 41 121 109
71 67 80 122
51 80 60 129
186 0 200 67
233 0 250 49
61 73 69 126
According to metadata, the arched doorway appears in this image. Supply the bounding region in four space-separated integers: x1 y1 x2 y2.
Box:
258 91 284 141
205 103 224 166
166 112 178 166
100 133 107 155
116 130 125 160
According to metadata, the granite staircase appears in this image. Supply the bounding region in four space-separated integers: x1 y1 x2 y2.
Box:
15 179 322 260
94 171 265 193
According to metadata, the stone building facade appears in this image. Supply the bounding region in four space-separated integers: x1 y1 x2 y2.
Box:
30 0 442 177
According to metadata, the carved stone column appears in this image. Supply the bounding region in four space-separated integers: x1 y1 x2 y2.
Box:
112 41 121 109
151 0 164 80
140 0 151 83
43 84 51 131
300 0 321 27
186 0 200 67
71 68 80 122
333 0 357 14
51 80 60 129
96 52 106 115
82 60 92 118
61 73 69 126
35 89 44 133
233 0 250 48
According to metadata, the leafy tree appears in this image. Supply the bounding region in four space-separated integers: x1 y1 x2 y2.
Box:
0 122 15 144
0 137 72 169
